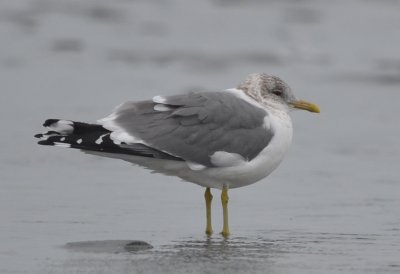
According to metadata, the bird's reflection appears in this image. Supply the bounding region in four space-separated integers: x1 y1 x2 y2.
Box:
163 234 285 262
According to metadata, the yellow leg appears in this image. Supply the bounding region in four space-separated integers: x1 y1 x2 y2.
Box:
204 187 213 235
221 185 230 237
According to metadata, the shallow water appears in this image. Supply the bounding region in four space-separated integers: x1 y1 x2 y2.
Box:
58 231 399 274
1 0 400 273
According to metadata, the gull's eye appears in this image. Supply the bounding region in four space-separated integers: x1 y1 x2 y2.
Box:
272 89 283 97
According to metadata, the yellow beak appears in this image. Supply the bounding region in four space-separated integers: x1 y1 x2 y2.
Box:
291 100 320 113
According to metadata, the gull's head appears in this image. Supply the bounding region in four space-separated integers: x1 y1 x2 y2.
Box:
238 73 320 113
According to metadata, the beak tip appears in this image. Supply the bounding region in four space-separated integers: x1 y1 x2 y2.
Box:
292 100 321 113
312 106 321 113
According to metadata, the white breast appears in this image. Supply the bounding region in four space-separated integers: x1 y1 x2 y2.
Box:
164 108 292 189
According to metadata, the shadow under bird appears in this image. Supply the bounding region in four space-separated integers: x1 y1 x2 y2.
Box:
35 73 320 237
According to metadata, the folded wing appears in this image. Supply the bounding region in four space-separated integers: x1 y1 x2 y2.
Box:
99 91 274 168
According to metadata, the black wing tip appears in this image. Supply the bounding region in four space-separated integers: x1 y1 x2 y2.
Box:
43 119 61 127
34 131 60 139
36 119 185 162
37 140 53 146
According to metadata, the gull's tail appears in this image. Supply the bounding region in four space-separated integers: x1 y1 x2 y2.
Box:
34 119 183 160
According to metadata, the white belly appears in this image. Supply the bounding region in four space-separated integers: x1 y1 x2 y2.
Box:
179 111 293 188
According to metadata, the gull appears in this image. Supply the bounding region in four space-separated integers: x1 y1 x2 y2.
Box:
35 73 320 237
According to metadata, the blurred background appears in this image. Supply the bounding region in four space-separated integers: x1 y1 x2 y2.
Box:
1 0 399 273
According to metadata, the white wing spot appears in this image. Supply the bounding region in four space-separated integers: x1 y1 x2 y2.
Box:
53 142 71 148
210 151 246 167
95 134 108 145
47 120 73 134
60 137 66 141
109 131 146 145
186 161 207 171
77 139 82 144
152 95 167 104
154 104 172 112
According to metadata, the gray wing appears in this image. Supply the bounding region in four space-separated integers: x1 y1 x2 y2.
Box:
99 91 273 167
